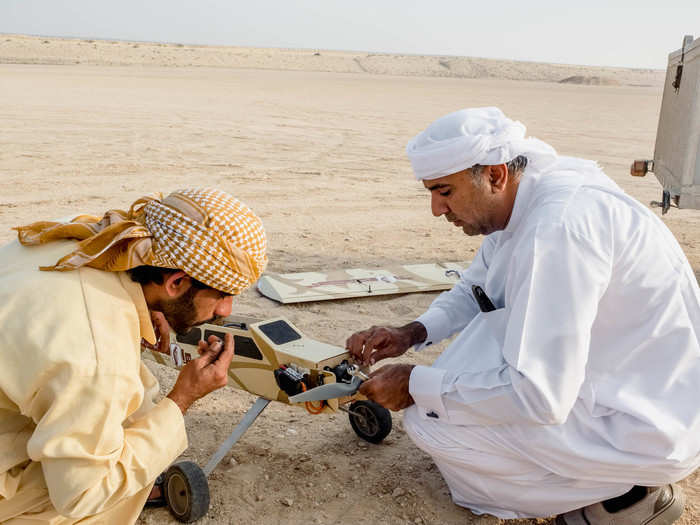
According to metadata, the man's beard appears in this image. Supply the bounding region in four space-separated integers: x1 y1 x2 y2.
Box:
155 287 220 336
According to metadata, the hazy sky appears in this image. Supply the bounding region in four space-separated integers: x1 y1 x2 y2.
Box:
1 0 698 69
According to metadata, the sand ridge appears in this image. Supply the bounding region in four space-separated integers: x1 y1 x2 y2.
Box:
1 33 664 87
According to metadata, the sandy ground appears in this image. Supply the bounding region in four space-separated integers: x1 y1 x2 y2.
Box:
0 35 698 524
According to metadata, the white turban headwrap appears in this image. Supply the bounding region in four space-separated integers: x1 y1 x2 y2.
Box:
406 107 558 180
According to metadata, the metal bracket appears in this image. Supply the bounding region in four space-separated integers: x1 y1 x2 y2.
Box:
672 35 694 92
662 190 671 214
650 190 679 215
338 404 363 418
347 364 370 381
203 397 270 476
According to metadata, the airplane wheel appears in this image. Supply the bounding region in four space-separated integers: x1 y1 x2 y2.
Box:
164 461 210 523
348 400 392 444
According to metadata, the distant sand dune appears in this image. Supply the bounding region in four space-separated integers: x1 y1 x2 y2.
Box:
559 75 619 86
0 33 664 87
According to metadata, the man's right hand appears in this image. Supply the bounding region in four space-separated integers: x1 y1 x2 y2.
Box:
167 333 234 414
345 321 427 366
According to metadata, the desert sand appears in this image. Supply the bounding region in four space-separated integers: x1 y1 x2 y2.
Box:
0 34 697 525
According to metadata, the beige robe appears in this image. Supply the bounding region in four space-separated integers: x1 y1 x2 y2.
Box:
0 240 188 523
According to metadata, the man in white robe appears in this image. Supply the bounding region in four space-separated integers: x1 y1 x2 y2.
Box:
346 108 700 524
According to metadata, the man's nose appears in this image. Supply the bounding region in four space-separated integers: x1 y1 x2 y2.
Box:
431 193 447 217
215 296 233 317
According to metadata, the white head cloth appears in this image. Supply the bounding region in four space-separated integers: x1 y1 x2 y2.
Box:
406 107 558 181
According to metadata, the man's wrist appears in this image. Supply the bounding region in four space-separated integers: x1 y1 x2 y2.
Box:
401 321 427 347
167 391 191 415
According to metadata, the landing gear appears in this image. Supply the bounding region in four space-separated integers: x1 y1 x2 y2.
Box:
163 461 210 523
162 397 271 522
347 400 392 444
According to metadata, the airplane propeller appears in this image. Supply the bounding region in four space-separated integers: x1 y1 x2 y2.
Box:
288 375 363 403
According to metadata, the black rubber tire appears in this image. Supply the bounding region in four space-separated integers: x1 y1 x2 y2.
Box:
348 400 392 444
163 461 210 523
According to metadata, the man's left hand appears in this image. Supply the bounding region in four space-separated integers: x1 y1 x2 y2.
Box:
358 364 415 411
142 311 171 355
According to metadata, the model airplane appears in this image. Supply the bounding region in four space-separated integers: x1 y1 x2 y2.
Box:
257 261 465 303
141 315 392 523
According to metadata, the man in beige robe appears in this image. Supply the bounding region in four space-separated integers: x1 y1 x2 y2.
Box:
0 188 267 524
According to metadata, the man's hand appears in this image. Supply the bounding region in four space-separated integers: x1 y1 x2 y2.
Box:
359 364 415 411
142 311 172 355
167 334 234 414
346 322 426 365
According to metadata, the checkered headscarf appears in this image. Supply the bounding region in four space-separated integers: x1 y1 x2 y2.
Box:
15 188 267 295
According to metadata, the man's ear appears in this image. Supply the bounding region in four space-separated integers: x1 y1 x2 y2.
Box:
488 164 509 193
163 271 191 298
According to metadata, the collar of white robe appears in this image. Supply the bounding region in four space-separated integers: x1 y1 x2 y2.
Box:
406 107 558 181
